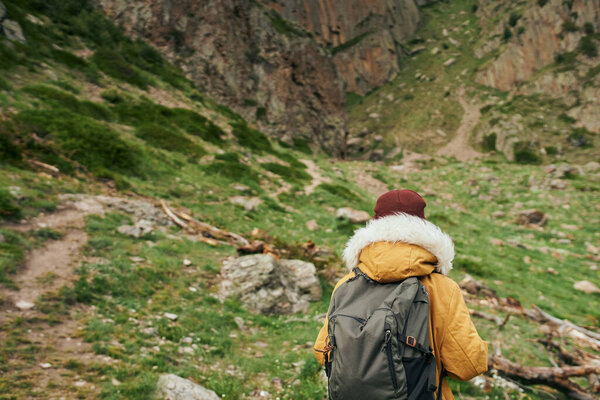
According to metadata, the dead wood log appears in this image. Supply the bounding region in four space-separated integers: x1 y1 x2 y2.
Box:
161 200 250 247
29 160 60 175
490 354 600 400
524 306 600 350
470 310 507 327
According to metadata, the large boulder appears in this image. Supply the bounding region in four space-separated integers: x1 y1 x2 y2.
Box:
219 254 321 314
2 19 25 42
155 374 219 400
336 207 370 224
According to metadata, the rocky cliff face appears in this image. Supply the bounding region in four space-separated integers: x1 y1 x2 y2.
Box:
98 0 347 153
475 0 600 133
261 0 421 95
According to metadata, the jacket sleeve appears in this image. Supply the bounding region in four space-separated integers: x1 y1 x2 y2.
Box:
313 271 356 366
439 282 488 381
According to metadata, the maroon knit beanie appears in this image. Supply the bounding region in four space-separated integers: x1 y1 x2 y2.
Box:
373 189 426 220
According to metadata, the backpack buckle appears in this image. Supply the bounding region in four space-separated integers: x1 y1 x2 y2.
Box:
406 336 416 347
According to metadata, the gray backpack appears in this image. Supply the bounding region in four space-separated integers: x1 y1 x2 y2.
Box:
325 269 441 400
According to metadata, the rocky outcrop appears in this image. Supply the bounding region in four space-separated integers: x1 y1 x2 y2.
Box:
475 0 600 133
219 254 321 314
98 0 346 153
0 1 26 43
155 374 220 400
261 0 421 94
475 0 598 91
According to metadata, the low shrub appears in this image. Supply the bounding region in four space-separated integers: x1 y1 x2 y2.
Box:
16 109 147 176
230 121 272 152
481 133 497 152
260 162 311 184
0 187 22 221
513 141 541 164
316 183 361 202
22 85 112 121
580 36 598 58
91 47 150 89
135 123 205 157
568 128 593 148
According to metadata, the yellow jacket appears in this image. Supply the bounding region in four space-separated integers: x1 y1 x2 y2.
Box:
314 214 488 400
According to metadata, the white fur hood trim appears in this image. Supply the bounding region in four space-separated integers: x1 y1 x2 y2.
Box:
342 213 455 275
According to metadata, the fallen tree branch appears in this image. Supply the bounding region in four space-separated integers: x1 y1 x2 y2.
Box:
29 160 60 175
490 354 600 400
161 200 250 247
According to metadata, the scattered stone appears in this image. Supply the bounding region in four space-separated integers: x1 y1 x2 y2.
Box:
40 363 52 369
557 239 571 245
584 161 600 173
219 254 321 314
183 259 192 267
490 238 503 246
129 256 145 263
547 267 558 275
369 113 380 119
26 14 43 25
228 196 262 212
443 58 456 67
436 129 447 137
178 346 194 355
2 19 25 43
233 183 250 191
155 374 220 400
189 287 197 292
590 265 599 271
516 210 548 227
587 243 599 255
164 312 178 321
448 37 461 47
336 207 370 224
373 135 384 142
234 316 245 330
305 219 319 231
523 256 531 264
117 219 154 238
74 380 87 387
561 224 578 231
442 28 449 37
15 300 35 310
140 327 158 336
492 211 505 219
574 280 600 294
346 137 363 147
111 378 121 386
431 47 440 55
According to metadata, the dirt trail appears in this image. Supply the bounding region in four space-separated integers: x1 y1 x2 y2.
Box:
436 89 483 162
1 207 89 310
301 159 331 195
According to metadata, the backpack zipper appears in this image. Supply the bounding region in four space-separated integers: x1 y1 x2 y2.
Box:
328 313 366 325
384 324 399 392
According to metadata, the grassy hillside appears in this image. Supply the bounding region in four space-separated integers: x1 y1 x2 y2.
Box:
347 0 599 164
0 1 599 399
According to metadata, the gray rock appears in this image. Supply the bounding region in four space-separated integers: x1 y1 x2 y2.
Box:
228 196 262 212
15 300 35 310
573 280 600 295
443 58 456 67
155 374 220 400
2 19 25 43
117 219 154 238
305 219 319 231
219 254 321 315
584 161 600 173
336 207 370 224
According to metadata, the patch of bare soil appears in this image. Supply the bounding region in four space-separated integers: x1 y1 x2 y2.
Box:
436 88 483 162
301 159 331 195
352 169 388 197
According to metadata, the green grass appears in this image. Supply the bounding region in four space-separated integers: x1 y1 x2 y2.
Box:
135 123 206 158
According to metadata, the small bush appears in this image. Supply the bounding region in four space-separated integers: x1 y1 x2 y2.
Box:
517 26 525 36
545 146 559 155
558 113 576 124
568 128 593 148
23 85 112 121
91 48 149 89
16 109 147 176
503 26 513 41
230 121 272 152
583 22 595 35
135 123 205 157
317 183 361 202
51 49 88 69
508 13 520 27
562 20 579 33
260 162 311 184
203 159 260 184
482 133 497 152
0 124 23 164
100 88 125 104
170 108 224 144
537 0 549 6
513 141 541 164
579 36 598 58
0 188 22 221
